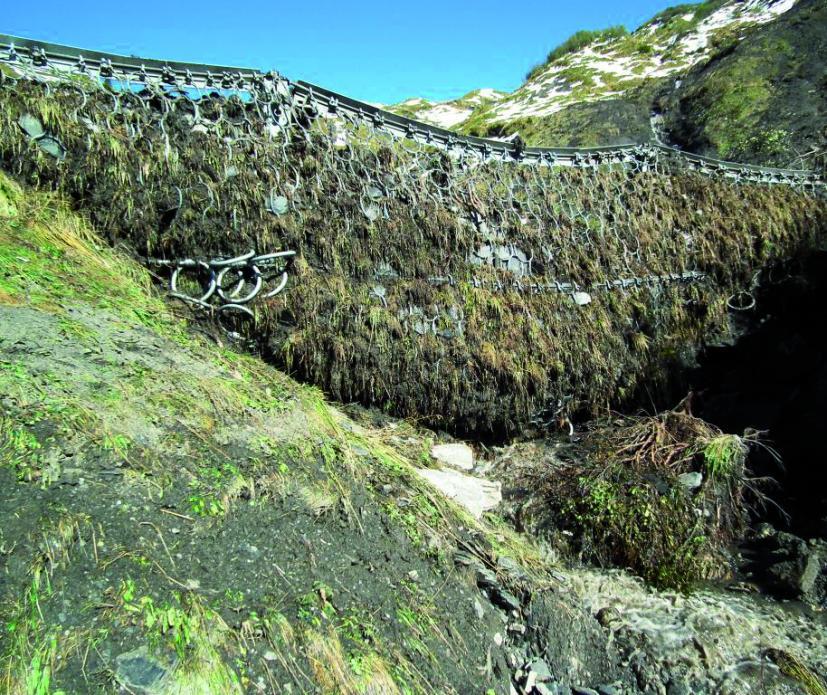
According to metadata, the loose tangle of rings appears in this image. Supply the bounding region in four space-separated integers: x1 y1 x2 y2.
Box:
149 249 296 338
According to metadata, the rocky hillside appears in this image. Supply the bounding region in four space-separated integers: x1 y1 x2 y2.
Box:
387 0 825 167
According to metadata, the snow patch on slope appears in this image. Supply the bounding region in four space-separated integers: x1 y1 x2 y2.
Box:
486 0 798 123
414 103 475 129
387 89 506 128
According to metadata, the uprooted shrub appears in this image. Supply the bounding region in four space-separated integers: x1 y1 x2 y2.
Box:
503 409 769 589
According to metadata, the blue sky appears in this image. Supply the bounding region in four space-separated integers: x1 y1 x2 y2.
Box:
3 0 682 104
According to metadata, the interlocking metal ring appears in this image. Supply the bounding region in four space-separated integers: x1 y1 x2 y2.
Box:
216 264 262 304
727 291 756 311
171 261 215 303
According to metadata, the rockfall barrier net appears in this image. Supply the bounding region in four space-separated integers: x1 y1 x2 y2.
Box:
1 35 825 433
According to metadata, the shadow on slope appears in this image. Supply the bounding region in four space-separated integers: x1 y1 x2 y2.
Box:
661 0 827 167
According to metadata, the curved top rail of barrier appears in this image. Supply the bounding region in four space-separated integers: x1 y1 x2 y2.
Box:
0 32 822 189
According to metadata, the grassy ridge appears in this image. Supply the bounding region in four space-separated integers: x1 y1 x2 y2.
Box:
525 26 629 81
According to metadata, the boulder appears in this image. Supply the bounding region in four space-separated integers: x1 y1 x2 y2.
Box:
431 442 474 471
748 530 826 604
415 467 501 518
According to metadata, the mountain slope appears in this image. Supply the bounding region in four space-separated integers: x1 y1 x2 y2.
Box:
386 88 506 129
660 0 827 167
386 0 821 165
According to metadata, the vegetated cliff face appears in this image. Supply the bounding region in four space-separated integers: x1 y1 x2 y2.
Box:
388 0 825 167
2 77 824 437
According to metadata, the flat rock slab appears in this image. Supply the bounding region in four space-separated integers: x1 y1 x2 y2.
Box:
114 646 172 694
415 467 501 518
431 442 475 471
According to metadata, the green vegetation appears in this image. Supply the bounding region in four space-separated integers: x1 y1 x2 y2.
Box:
697 56 774 159
515 411 756 589
1 77 823 438
766 649 827 695
566 476 710 589
703 434 747 479
526 25 629 80
2 514 89 694
647 0 728 29
672 34 796 162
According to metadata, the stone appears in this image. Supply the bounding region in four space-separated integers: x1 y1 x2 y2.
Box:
414 467 501 518
37 136 66 160
799 552 822 597
430 442 474 471
474 566 522 612
497 555 531 582
114 646 171 694
677 471 703 490
18 113 45 139
268 194 289 216
453 550 478 568
474 599 486 620
753 531 826 603
529 658 553 682
572 291 592 306
572 688 599 695
497 588 522 613
597 685 621 695
476 566 500 590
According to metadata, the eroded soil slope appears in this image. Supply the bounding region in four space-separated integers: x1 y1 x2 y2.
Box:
0 173 628 693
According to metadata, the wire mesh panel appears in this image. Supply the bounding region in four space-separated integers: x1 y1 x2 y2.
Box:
1 35 825 433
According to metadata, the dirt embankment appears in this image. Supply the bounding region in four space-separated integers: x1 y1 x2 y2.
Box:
0 172 634 694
